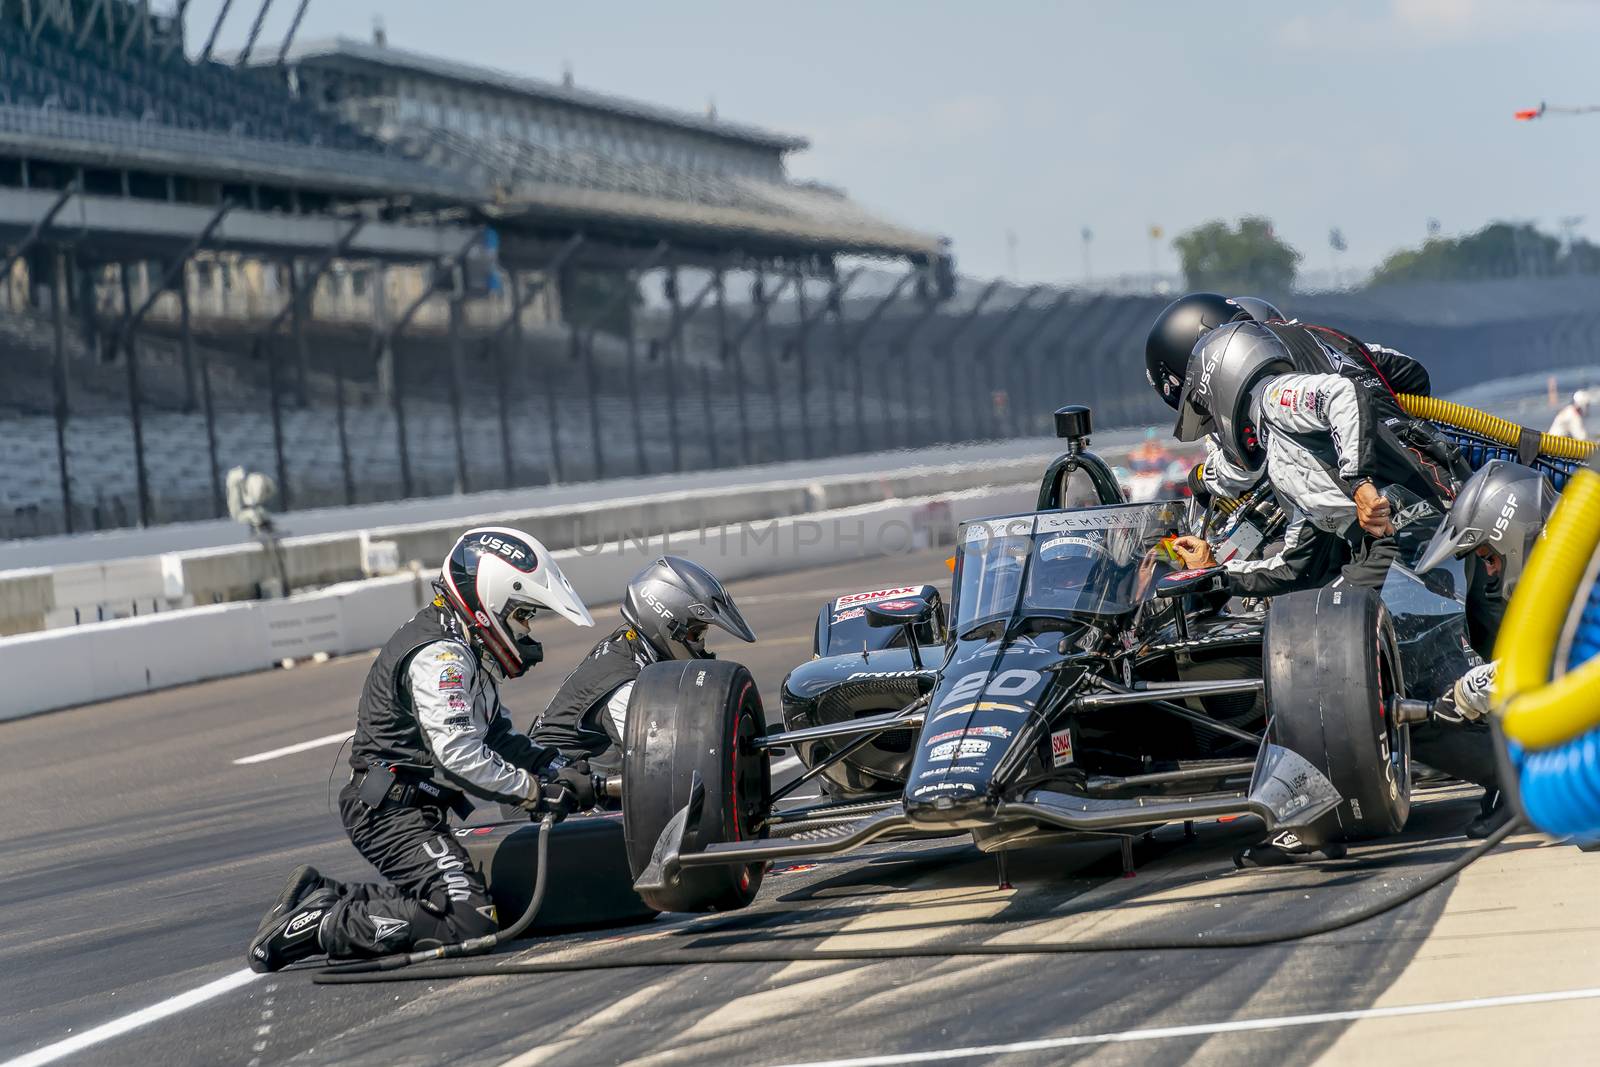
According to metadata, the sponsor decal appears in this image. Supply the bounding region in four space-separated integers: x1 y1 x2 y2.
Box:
435 650 462 662
1050 727 1074 768
929 737 991 760
452 827 496 836
1491 493 1519 542
847 669 933 680
1035 505 1176 532
447 695 469 709
831 606 866 623
920 766 982 778
834 586 920 607
929 700 1030 723
443 715 471 730
926 725 1012 745
476 904 499 923
371 916 409 942
1277 387 1297 408
438 664 465 691
1039 534 1100 558
475 533 534 568
774 863 820 874
1164 568 1213 582
911 781 979 797
421 837 475 903
640 588 675 621
284 908 323 940
872 599 922 612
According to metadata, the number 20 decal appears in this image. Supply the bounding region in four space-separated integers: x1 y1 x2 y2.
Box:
937 668 1041 709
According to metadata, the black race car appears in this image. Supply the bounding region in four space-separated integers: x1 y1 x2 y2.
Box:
618 407 1469 913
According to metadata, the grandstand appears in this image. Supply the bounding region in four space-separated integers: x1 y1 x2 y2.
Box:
6 3 1596 545
0 0 967 540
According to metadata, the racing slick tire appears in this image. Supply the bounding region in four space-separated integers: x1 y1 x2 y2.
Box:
1264 585 1411 840
622 659 771 913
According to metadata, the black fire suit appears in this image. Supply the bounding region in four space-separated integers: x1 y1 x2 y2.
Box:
318 605 563 960
530 624 660 774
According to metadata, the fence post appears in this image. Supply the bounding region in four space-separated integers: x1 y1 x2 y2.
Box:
50 249 73 533
447 269 469 494
182 274 224 517
747 272 796 462
662 264 681 473
488 236 585 486
844 273 921 454
1009 290 1074 436
118 263 152 526
785 267 864 457
933 279 1002 446
718 269 742 467
971 285 1041 440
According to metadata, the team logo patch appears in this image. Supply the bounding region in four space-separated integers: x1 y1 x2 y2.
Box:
1050 727 1074 767
438 664 465 691
371 916 409 942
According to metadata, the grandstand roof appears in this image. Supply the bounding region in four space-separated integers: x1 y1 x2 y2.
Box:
258 37 810 153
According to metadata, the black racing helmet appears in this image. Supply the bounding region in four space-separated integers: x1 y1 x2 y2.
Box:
1178 321 1295 470
1145 293 1256 411
1231 296 1285 323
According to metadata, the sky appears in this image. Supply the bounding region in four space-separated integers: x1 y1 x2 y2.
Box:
181 0 1600 284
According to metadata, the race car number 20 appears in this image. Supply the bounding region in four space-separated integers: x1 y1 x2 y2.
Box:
936 668 1042 711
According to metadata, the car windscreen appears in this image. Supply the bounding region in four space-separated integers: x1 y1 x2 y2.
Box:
954 503 1189 634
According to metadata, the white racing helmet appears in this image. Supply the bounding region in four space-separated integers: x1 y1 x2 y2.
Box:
437 526 594 678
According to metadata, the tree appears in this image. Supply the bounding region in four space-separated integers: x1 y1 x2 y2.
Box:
1369 222 1565 285
1172 217 1300 293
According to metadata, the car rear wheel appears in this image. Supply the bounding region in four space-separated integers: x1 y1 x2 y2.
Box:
621 659 770 912
1265 585 1410 840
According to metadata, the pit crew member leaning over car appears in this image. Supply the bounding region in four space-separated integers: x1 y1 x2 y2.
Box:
1416 461 1559 838
247 527 597 973
1145 291 1434 501
530 556 755 774
1166 320 1465 600
1167 325 1507 852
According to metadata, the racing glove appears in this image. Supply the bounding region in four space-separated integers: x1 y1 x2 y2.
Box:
1433 663 1496 724
519 758 597 816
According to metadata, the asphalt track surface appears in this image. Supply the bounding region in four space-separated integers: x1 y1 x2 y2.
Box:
0 548 1547 1067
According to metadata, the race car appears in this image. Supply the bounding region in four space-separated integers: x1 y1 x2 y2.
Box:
617 408 1466 913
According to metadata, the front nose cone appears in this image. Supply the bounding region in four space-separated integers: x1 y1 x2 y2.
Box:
903 786 997 827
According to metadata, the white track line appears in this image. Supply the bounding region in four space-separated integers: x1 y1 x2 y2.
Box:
1 968 261 1067
768 986 1600 1067
233 730 354 765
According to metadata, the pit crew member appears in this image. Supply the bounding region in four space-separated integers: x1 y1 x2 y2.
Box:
530 556 755 773
247 527 596 972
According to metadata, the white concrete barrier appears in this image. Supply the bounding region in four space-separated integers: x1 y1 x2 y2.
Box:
0 454 1055 636
0 483 1035 721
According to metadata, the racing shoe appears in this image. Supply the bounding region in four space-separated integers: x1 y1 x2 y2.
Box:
1234 831 1347 869
253 865 333 944
248 888 337 973
1465 790 1511 840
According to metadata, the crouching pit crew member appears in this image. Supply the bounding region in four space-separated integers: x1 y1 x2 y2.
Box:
1416 461 1559 839
531 556 755 773
247 527 596 973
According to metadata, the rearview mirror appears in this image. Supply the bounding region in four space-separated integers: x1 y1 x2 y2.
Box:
866 596 935 628
1155 568 1224 600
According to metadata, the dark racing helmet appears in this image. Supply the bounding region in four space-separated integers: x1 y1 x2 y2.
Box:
1178 321 1294 470
1145 293 1257 410
1417 461 1557 595
436 526 594 678
1231 296 1285 324
622 556 756 660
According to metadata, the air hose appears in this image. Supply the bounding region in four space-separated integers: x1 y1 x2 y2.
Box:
1495 460 1600 839
1397 393 1598 462
316 813 556 977
313 818 1518 985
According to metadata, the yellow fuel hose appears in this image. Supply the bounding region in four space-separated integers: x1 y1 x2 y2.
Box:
1397 393 1597 461
1495 463 1600 748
